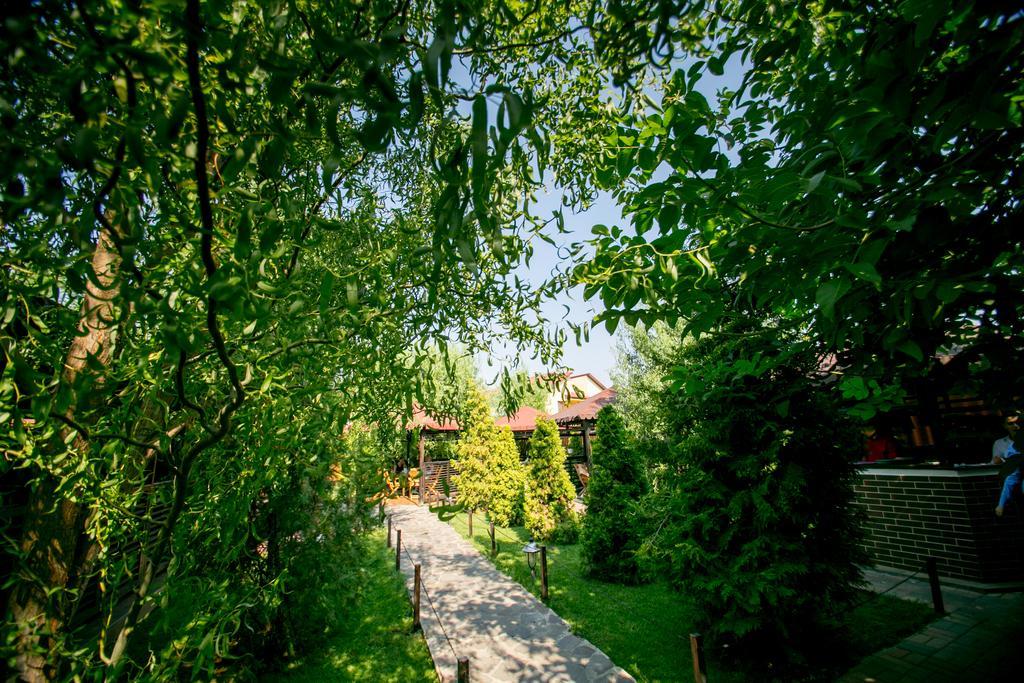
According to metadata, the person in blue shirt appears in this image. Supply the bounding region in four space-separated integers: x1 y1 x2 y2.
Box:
993 414 1022 517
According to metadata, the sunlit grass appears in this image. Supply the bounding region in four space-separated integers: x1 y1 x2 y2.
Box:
261 529 435 683
446 511 934 682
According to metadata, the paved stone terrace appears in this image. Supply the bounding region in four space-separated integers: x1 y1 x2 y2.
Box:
839 567 1024 682
386 503 634 683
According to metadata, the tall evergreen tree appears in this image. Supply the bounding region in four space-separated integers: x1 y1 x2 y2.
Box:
523 419 576 540
453 388 525 523
581 405 647 583
488 427 526 527
649 318 864 678
453 388 494 513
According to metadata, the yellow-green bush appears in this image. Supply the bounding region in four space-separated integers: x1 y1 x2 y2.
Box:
523 419 576 540
454 389 525 525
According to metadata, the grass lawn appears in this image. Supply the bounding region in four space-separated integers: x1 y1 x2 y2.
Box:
445 511 935 683
261 529 435 683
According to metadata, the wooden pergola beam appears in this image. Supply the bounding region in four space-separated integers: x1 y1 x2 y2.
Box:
417 430 425 505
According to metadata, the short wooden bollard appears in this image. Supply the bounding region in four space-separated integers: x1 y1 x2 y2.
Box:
690 633 708 683
396 529 402 571
387 516 392 548
540 545 549 602
413 564 422 631
926 557 945 614
468 510 473 537
489 522 496 555
457 657 469 682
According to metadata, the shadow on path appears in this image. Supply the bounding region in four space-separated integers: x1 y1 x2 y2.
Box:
387 504 634 683
839 568 1024 682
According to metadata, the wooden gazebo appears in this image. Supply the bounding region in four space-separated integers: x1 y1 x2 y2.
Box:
549 388 618 467
407 407 460 504
406 392 617 504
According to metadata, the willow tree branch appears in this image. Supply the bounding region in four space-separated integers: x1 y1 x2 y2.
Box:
103 0 247 670
175 349 214 434
676 158 835 232
285 151 367 278
48 412 170 461
74 0 162 303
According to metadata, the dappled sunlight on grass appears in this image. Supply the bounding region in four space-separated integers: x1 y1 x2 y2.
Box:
260 530 434 683
446 511 935 683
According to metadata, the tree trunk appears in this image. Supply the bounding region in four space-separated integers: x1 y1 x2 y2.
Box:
11 228 121 682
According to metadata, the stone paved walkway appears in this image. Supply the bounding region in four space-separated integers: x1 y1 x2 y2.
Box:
838 567 1024 682
387 503 634 683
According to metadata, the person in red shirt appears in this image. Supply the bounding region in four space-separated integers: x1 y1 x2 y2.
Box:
862 425 899 462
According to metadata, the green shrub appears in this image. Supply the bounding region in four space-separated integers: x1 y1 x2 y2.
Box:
453 389 494 512
581 405 648 583
648 319 864 679
454 389 525 524
488 426 526 526
550 515 581 545
523 419 576 541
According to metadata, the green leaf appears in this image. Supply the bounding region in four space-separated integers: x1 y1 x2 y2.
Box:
319 271 335 319
804 170 826 194
658 202 681 233
896 340 924 362
842 262 882 288
815 279 849 319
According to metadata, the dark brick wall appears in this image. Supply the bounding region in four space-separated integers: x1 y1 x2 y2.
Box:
853 468 1024 583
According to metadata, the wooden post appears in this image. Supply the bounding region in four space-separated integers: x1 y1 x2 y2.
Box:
457 657 469 682
690 633 707 683
581 423 592 468
468 509 473 537
417 431 426 505
387 516 392 548
489 522 496 555
413 564 422 631
540 545 549 602
926 557 945 614
396 529 402 572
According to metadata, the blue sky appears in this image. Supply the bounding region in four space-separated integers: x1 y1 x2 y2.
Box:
506 190 625 387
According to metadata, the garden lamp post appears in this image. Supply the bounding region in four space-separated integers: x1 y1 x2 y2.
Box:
523 540 540 578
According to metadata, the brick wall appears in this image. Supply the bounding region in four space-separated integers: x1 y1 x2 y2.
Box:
853 467 1024 583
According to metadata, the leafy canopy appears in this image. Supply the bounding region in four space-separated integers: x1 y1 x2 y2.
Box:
575 1 1024 420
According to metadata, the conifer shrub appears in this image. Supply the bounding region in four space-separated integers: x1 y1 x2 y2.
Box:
523 418 577 540
580 405 648 583
650 320 863 679
488 426 526 527
453 389 494 512
454 389 524 524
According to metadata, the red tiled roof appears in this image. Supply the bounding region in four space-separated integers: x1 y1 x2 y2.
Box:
494 406 549 432
550 388 617 424
408 407 460 432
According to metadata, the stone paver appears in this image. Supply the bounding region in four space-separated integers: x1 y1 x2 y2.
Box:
387 504 634 683
838 568 1024 682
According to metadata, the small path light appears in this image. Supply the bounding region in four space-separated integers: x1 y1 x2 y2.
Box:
523 540 540 578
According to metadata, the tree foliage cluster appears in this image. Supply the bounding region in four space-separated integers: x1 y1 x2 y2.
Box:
576 1 1024 425
453 387 525 526
0 0 664 678
580 405 648 583
612 319 865 677
523 418 577 541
